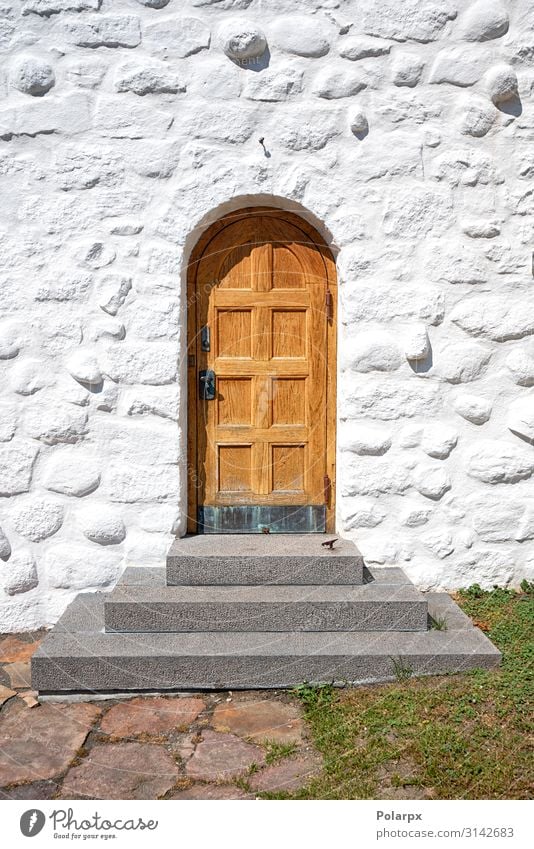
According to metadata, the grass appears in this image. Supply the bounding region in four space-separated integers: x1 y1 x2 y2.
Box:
281 585 533 800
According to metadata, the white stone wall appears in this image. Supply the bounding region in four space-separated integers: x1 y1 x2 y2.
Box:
0 0 533 631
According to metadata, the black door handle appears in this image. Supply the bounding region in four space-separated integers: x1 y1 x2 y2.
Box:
199 369 216 400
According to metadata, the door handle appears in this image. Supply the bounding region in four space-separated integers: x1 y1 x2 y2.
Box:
199 369 216 400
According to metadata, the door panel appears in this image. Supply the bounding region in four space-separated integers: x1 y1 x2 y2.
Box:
188 209 336 533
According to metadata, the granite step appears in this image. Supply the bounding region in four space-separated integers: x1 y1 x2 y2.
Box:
104 582 429 633
166 534 364 586
31 592 501 695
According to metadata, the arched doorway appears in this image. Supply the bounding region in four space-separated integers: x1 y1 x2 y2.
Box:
187 207 337 533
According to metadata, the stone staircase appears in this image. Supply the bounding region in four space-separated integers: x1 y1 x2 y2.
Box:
32 535 501 696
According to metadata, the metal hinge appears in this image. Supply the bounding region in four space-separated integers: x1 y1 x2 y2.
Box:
325 288 333 321
323 474 331 505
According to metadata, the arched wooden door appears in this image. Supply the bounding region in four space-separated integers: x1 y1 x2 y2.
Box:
187 208 336 533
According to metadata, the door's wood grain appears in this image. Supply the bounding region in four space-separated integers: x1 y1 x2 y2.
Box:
187 208 337 532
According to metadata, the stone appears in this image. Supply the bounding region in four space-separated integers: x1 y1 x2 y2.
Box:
275 106 341 151
0 635 39 662
10 358 48 396
451 295 534 342
96 275 132 316
485 64 518 104
342 279 444 326
422 529 454 559
312 66 368 99
421 424 458 459
344 329 402 372
339 36 391 61
343 456 413 497
168 784 253 800
23 401 88 445
4 662 32 688
64 57 107 89
505 348 534 387
139 504 180 534
77 505 126 545
399 501 432 527
392 54 425 87
2 551 38 595
0 702 99 785
0 685 16 706
436 341 492 383
0 93 92 138
117 387 180 421
136 0 170 7
78 241 116 269
459 0 509 42
0 401 17 442
243 66 303 102
101 697 205 737
186 730 266 781
249 753 322 793
344 425 392 456
42 448 101 497
0 527 11 561
61 742 178 800
466 440 534 484
22 1 101 13
218 20 266 60
10 57 55 96
93 98 173 139
458 97 495 137
0 781 57 800
62 15 141 49
0 319 21 360
462 219 500 238
507 396 534 442
453 393 492 425
101 342 177 385
9 497 63 542
103 463 180 503
413 464 451 500
429 47 487 87
65 349 102 386
344 497 386 529
347 379 442 421
404 324 430 361
143 16 210 59
383 187 453 237
114 61 186 96
271 16 331 58
363 0 457 43
468 496 526 542
213 699 303 744
349 109 369 136
0 440 39 496
44 544 121 590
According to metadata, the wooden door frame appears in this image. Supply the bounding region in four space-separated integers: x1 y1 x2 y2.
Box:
186 206 337 533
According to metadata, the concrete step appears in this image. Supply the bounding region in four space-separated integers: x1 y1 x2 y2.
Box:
166 534 364 586
104 576 428 633
32 593 501 695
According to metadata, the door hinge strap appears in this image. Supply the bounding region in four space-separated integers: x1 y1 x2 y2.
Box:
323 474 331 505
325 288 333 321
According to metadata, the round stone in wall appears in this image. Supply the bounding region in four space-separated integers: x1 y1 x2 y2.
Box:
485 64 518 104
77 505 126 546
9 497 64 542
11 56 55 96
458 97 495 137
2 550 38 596
136 0 170 7
0 526 11 561
218 20 267 61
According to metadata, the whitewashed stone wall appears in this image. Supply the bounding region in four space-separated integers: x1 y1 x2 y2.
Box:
0 0 533 631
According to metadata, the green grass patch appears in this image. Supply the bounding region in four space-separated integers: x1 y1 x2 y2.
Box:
284 586 533 800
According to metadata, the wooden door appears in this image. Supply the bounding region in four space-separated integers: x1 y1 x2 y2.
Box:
187 208 336 533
